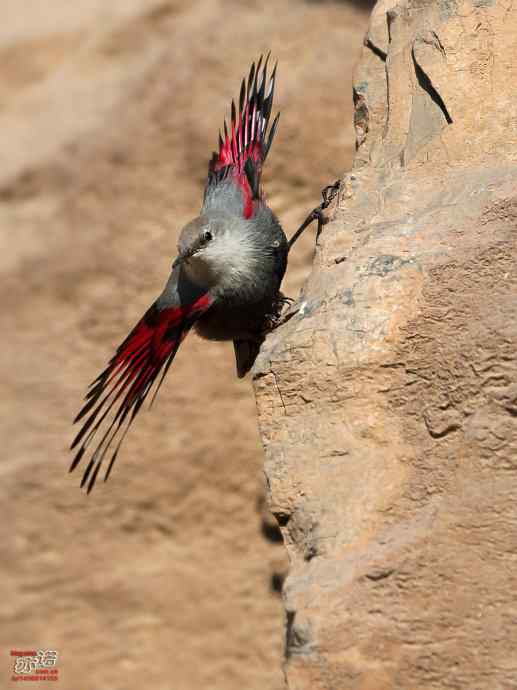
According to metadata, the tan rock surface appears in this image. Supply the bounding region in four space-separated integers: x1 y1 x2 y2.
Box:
255 0 517 688
0 2 369 689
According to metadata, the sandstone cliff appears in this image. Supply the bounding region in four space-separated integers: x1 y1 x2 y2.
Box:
255 1 517 688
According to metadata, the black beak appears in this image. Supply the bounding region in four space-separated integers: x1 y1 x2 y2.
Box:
172 241 201 270
172 248 194 270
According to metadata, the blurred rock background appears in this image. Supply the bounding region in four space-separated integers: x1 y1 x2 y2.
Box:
0 2 370 688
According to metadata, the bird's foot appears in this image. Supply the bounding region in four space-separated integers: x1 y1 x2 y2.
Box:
277 295 295 309
266 296 298 330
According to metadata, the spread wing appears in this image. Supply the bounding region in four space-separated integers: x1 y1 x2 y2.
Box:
204 55 280 219
70 290 213 493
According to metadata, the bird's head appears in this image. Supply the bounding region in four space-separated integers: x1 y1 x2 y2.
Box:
175 212 262 294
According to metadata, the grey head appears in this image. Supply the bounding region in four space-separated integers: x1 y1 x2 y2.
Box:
175 209 286 302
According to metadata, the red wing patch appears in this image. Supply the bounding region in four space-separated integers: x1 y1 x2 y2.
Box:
207 55 279 219
70 293 213 492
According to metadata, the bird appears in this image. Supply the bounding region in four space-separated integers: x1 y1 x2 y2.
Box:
70 55 288 493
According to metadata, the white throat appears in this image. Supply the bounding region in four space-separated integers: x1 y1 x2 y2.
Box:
184 228 264 298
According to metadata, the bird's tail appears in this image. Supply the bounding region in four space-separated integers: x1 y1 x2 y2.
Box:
233 339 262 379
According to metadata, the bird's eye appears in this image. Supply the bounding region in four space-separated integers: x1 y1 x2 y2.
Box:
203 230 213 242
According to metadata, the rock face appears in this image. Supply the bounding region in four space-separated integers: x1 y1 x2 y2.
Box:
254 1 517 687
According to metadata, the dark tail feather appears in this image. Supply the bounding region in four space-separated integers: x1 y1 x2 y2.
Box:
233 339 262 378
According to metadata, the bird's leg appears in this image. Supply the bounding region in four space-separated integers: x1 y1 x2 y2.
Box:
287 179 340 251
269 180 341 330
